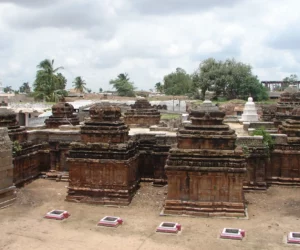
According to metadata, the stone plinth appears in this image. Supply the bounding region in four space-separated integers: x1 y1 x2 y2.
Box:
124 99 160 127
240 97 259 122
45 102 79 128
163 100 247 217
0 128 16 208
67 104 140 205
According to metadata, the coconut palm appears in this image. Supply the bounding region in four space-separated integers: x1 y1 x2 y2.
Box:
33 59 66 102
73 76 87 93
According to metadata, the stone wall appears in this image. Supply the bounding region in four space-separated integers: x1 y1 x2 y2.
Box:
132 133 177 185
236 136 269 190
0 128 16 208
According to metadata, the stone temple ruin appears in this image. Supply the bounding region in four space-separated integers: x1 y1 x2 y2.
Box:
164 100 247 217
45 100 79 128
66 104 139 205
0 93 300 220
124 99 161 127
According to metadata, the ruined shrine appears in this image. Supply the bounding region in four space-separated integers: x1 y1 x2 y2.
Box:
0 108 46 186
267 107 300 185
273 88 300 126
0 128 16 208
164 100 247 217
66 104 140 205
124 99 160 127
45 101 79 128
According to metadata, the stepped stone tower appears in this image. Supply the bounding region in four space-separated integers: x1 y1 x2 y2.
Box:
124 99 160 127
164 100 247 217
240 97 259 122
66 104 139 205
45 100 79 128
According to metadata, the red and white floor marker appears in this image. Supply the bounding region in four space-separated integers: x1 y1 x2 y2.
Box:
220 228 245 240
156 222 182 234
44 210 70 220
97 216 123 227
287 232 300 244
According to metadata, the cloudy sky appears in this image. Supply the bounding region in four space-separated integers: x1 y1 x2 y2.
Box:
0 0 299 92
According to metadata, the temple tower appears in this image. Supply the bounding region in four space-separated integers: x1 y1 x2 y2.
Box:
66 104 139 205
240 97 259 122
45 101 79 128
164 100 247 217
124 99 160 127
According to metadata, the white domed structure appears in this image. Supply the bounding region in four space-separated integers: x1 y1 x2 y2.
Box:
239 97 259 122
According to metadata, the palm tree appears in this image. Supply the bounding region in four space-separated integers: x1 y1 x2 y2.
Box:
33 59 65 102
73 76 87 93
109 73 136 97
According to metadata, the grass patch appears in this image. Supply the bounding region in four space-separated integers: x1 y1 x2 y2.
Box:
161 113 181 120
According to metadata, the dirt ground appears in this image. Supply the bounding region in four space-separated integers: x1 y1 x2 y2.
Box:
0 179 300 250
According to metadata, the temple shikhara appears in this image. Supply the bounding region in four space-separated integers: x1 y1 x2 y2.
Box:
66 104 139 205
45 100 79 128
164 100 247 217
124 98 161 127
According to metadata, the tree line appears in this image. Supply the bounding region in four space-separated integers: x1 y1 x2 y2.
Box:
4 57 296 102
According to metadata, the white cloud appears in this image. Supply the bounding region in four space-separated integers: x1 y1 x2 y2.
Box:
0 0 300 92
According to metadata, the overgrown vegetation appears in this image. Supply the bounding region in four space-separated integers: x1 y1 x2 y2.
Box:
161 113 181 120
12 141 22 157
252 127 274 151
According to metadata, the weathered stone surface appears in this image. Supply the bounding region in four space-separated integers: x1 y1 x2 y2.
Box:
164 100 247 217
267 108 300 185
67 104 140 205
0 128 16 208
124 99 160 127
45 101 79 128
274 89 300 126
236 136 268 190
0 108 45 186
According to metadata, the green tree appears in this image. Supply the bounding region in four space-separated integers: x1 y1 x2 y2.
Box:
99 87 103 93
163 68 192 95
192 58 221 100
3 86 13 93
19 82 31 93
57 73 67 90
155 82 164 93
282 74 298 90
73 76 87 93
109 73 135 97
192 58 268 101
33 59 67 101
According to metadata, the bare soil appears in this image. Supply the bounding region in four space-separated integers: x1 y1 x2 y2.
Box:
0 179 300 250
